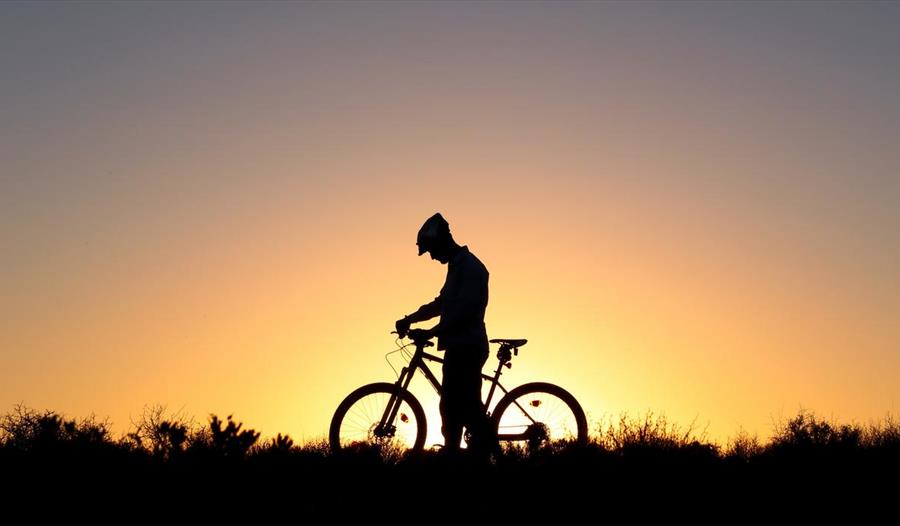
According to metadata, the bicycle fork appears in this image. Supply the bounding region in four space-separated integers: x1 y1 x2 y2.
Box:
376 353 421 439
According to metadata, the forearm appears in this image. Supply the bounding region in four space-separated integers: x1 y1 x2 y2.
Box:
405 298 441 324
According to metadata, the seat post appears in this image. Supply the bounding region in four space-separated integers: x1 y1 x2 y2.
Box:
484 345 512 410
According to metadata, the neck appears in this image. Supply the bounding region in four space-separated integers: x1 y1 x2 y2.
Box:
448 240 462 258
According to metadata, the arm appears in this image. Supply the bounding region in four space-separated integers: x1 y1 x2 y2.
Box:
405 295 442 324
396 295 442 336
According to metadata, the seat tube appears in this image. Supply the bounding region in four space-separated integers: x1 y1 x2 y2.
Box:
484 366 503 409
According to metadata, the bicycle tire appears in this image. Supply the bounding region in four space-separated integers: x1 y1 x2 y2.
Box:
329 382 427 455
491 382 588 449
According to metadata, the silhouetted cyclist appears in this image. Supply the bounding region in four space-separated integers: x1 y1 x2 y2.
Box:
395 212 494 459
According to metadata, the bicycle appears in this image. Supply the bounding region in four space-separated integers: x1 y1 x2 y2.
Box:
329 329 588 455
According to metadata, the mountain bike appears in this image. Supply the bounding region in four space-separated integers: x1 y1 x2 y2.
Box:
329 329 588 454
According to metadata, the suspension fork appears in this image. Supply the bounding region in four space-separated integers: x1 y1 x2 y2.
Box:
378 348 422 432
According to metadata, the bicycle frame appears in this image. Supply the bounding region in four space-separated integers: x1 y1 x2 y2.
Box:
378 339 538 442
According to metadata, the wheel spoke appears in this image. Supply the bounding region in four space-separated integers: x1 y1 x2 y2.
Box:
493 384 586 449
331 384 426 455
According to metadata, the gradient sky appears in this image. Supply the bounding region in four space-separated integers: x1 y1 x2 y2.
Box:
2 1 899 445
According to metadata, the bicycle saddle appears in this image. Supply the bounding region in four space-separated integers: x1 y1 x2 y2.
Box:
489 338 528 348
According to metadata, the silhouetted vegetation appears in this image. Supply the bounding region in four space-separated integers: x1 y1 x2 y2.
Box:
2 403 896 508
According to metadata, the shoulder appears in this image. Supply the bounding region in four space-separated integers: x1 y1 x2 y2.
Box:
462 248 489 276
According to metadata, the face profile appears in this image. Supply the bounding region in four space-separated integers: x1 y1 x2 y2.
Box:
425 244 451 264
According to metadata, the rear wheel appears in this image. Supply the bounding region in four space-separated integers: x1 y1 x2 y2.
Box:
329 382 427 455
492 382 588 451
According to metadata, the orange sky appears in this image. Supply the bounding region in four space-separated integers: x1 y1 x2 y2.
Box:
2 2 899 445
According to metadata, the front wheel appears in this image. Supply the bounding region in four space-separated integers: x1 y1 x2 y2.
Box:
329 382 427 455
491 382 588 451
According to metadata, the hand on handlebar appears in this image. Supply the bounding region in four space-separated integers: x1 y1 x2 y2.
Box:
406 327 433 341
395 316 411 338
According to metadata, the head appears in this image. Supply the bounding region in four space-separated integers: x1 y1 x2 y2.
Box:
417 212 454 263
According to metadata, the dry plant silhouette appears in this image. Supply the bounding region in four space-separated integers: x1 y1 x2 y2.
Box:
2 403 896 512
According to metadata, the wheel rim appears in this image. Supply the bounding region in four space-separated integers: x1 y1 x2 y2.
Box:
337 391 422 452
496 391 583 447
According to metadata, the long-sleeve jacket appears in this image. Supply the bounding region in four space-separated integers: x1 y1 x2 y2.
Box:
409 246 489 352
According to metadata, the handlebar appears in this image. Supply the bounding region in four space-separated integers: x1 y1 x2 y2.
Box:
391 329 435 348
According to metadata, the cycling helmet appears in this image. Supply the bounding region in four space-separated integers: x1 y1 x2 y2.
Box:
416 212 450 256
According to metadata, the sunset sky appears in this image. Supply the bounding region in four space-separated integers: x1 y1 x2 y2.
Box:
2 2 898 445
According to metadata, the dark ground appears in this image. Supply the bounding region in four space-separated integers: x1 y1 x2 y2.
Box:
2 405 896 517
